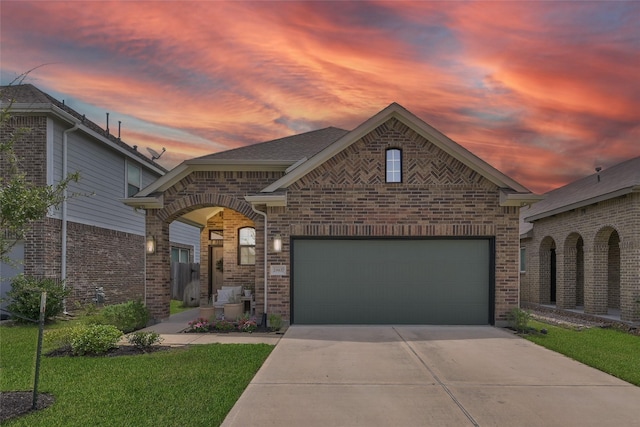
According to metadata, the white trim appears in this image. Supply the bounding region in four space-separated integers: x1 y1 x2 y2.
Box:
122 195 164 209
499 190 545 207
244 193 287 207
46 117 54 186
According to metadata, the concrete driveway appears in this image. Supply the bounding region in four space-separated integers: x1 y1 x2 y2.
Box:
222 326 640 427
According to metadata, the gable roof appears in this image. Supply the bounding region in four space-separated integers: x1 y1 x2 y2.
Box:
196 127 348 161
1 84 165 174
126 102 541 208
261 103 539 205
522 155 640 223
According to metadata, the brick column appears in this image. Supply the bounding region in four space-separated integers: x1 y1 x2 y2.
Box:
620 239 640 322
145 212 170 320
585 244 608 315
559 247 577 309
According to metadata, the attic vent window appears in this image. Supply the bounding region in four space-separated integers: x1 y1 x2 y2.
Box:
386 148 402 183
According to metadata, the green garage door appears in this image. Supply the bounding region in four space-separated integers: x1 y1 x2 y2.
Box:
292 239 492 325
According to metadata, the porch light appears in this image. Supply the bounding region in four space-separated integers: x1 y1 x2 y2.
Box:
273 234 282 253
146 234 156 254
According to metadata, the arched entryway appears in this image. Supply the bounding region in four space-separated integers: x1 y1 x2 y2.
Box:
589 227 621 315
145 193 262 320
539 236 557 305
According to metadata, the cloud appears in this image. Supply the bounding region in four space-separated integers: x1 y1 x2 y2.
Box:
2 1 638 194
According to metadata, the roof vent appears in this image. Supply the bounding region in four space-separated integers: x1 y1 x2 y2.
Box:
595 166 602 183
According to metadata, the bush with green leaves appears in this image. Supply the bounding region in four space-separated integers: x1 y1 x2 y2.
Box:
268 313 283 331
127 331 163 351
5 274 70 322
509 307 532 333
99 300 149 333
69 324 123 356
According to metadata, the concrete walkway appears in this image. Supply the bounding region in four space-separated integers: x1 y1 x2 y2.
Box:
222 325 640 427
138 308 281 346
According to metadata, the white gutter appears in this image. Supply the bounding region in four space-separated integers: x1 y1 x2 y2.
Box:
249 203 268 326
61 123 80 314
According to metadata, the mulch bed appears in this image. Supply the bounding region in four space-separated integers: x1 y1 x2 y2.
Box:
45 345 174 357
0 391 55 423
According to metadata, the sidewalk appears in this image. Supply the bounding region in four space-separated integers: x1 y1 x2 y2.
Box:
138 308 282 346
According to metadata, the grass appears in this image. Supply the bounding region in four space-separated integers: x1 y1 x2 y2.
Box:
0 323 273 426
170 299 192 315
526 320 640 386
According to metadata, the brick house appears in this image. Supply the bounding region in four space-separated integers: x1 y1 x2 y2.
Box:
0 84 199 314
126 103 541 326
520 156 640 323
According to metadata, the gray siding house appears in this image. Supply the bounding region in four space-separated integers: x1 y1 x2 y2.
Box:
0 84 199 313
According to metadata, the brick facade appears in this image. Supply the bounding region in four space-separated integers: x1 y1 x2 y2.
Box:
520 192 640 322
146 117 522 325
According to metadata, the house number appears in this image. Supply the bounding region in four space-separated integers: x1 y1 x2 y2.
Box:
270 265 287 276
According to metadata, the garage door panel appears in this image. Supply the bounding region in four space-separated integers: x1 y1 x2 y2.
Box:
293 239 491 325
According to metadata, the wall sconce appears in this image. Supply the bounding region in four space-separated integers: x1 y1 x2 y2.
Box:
146 234 156 254
273 234 282 253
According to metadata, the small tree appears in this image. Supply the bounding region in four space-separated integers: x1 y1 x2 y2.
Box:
0 72 79 262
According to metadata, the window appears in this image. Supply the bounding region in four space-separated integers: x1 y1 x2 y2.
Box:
127 162 141 197
238 227 256 265
171 247 191 263
386 148 402 183
520 247 526 272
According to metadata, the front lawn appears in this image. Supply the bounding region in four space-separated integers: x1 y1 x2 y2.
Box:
526 320 640 386
0 324 273 426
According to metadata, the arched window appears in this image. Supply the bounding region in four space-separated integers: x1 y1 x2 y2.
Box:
386 148 402 183
238 227 256 265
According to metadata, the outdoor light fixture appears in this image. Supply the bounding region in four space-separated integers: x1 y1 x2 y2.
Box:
273 234 282 253
146 234 156 254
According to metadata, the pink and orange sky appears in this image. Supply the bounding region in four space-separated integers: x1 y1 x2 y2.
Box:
2 1 639 194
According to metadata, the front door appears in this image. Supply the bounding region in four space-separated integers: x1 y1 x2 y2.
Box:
208 246 224 300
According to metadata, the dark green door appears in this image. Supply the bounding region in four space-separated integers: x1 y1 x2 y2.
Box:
292 239 492 325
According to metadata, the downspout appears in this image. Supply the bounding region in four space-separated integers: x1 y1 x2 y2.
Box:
250 204 268 327
62 123 79 314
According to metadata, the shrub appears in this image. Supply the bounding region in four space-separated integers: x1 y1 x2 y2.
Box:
44 327 75 351
69 324 123 356
268 313 283 332
187 317 210 332
509 307 532 333
212 319 235 332
237 316 257 333
5 275 70 322
99 300 149 333
127 331 163 351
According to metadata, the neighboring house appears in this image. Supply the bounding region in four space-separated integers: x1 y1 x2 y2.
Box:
0 84 200 313
520 156 640 323
126 103 541 326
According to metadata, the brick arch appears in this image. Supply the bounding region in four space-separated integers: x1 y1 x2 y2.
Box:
538 236 557 304
562 232 584 308
159 193 259 224
590 226 621 313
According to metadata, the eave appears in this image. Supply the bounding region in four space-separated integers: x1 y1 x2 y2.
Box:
133 159 292 198
122 195 164 209
499 190 545 207
244 193 287 207
6 103 165 175
524 186 640 222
